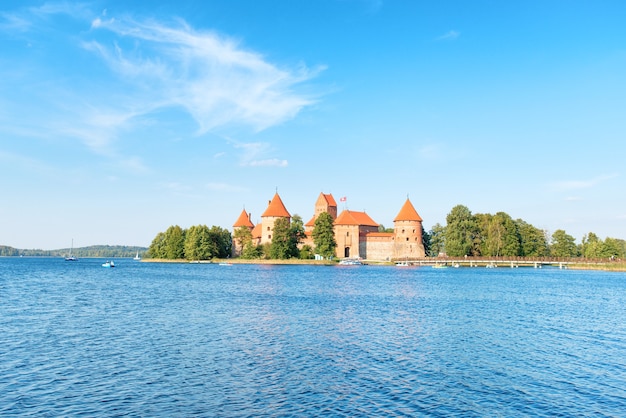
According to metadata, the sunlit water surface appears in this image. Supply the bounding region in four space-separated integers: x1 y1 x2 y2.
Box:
2 258 626 416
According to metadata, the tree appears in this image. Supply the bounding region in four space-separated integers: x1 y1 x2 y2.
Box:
164 225 186 259
233 227 253 257
208 226 232 258
421 225 431 258
445 205 478 257
184 225 215 260
581 232 603 258
601 237 622 259
312 212 337 259
428 223 446 256
550 229 578 257
147 232 167 259
515 219 548 257
270 217 293 259
288 215 307 258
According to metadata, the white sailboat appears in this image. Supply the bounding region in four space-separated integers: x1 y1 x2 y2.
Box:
133 251 141 261
65 239 78 261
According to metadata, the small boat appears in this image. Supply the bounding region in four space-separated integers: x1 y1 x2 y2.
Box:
133 251 141 261
102 260 115 268
218 262 233 266
65 239 78 261
432 263 448 269
339 258 363 265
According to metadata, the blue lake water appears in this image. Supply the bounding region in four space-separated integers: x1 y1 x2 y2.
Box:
1 257 626 416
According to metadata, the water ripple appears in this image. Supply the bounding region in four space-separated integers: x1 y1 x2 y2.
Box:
2 259 626 416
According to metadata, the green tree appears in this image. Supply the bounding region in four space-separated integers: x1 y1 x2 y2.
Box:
550 229 578 257
421 225 431 258
184 225 215 260
428 223 446 256
208 226 232 258
148 231 167 259
233 227 253 257
601 237 622 259
164 225 186 259
270 217 293 259
581 232 603 258
445 205 478 256
299 244 315 259
516 219 548 257
288 215 307 258
312 212 337 259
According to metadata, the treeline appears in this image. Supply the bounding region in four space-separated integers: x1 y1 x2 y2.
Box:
148 215 321 261
425 204 626 259
147 225 232 260
0 245 147 258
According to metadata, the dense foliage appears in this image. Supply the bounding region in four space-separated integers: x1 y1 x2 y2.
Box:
430 204 625 259
312 212 337 259
147 225 232 260
269 215 307 259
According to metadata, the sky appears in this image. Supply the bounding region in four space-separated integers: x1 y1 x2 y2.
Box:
1 0 625 250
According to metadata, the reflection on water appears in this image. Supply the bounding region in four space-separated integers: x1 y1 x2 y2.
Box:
1 258 626 416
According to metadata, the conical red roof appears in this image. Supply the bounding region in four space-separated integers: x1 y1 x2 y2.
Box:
261 193 291 218
393 198 423 222
233 209 254 228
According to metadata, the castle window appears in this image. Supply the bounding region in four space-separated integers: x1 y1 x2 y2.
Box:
268 235 272 240
267 226 270 231
406 237 409 241
402 229 405 234
346 231 349 236
413 229 416 233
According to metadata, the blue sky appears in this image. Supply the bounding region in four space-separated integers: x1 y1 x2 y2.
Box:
1 0 625 250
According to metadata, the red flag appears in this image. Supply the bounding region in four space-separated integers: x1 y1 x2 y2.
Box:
340 196 347 202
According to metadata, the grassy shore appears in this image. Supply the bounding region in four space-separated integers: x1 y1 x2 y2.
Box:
143 258 339 265
142 258 626 271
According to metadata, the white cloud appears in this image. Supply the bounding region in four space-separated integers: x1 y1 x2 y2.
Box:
233 141 287 167
87 15 322 134
436 30 460 41
248 159 288 167
1 6 321 170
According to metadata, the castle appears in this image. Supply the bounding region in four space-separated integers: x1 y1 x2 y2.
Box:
232 192 425 261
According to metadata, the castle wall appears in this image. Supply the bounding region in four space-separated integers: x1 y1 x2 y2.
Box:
363 233 394 261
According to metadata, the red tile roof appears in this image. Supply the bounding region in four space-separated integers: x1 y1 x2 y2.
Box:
251 223 262 239
322 193 337 207
233 209 254 228
334 209 379 227
393 198 423 222
261 193 291 218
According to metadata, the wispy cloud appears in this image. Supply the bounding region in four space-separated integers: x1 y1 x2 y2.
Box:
550 174 618 191
234 141 288 167
436 30 460 41
87 13 323 135
0 5 322 160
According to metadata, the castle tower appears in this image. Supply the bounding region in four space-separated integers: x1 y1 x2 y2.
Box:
315 193 337 221
232 209 254 257
305 192 337 233
260 192 291 245
393 198 425 259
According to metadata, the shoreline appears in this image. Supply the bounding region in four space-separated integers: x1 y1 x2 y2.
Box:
141 258 626 271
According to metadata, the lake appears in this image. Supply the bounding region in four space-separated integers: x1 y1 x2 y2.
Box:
1 257 626 416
